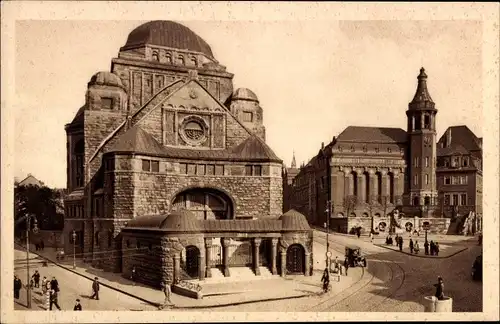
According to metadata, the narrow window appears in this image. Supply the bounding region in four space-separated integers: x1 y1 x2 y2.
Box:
191 56 197 66
413 175 418 185
166 53 172 63
243 112 253 122
425 157 429 167
142 159 151 172
254 165 262 176
460 194 467 206
245 165 253 176
387 147 392 153
101 98 113 110
152 51 159 61
151 161 160 172
179 163 188 174
444 177 451 185
178 55 185 65
452 194 459 206
444 195 450 205
425 174 429 185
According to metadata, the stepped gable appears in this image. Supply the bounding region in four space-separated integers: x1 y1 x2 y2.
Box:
107 125 165 156
279 209 311 231
336 126 408 144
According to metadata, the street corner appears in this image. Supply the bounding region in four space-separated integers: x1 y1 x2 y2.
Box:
375 242 468 258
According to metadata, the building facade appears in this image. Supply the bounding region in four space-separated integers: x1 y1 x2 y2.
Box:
283 68 483 235
63 21 312 282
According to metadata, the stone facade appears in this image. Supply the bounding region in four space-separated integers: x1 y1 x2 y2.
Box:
284 69 483 235
63 20 312 279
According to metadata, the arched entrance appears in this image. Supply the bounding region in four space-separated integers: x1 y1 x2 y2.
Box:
286 244 305 274
182 245 200 279
172 188 233 220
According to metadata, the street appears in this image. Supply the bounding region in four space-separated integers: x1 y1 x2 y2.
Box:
13 249 156 311
13 230 482 312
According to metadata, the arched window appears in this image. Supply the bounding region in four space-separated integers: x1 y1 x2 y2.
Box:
74 139 84 188
191 56 197 66
178 55 185 65
152 51 159 61
413 196 420 206
166 52 172 63
414 115 421 130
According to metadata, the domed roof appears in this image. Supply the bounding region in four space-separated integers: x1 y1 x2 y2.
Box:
124 210 202 232
162 209 202 232
122 20 214 59
232 88 259 102
88 71 125 89
279 209 311 231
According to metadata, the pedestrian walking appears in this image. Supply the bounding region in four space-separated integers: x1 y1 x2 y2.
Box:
369 231 373 243
434 276 445 300
42 276 48 294
414 241 420 254
49 288 62 310
90 277 100 300
435 242 440 256
35 243 40 251
161 280 173 308
40 240 45 251
32 270 40 288
73 298 82 311
356 227 361 239
131 266 137 284
321 268 330 293
424 240 429 255
409 239 414 254
399 237 404 252
14 275 22 299
430 241 435 256
343 257 349 276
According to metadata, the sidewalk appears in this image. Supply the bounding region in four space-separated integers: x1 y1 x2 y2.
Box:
14 241 359 310
375 243 468 259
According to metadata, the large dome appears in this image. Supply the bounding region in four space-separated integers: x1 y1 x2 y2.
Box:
122 20 214 59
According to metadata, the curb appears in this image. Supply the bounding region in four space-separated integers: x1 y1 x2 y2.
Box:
173 293 312 309
14 242 161 308
374 244 468 259
15 242 313 310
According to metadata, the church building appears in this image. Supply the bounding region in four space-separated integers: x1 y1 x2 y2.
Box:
63 20 312 288
283 68 482 235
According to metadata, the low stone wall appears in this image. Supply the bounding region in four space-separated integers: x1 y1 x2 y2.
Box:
415 218 451 235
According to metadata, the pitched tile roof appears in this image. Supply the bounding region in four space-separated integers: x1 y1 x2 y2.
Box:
280 209 311 231
229 135 281 162
107 126 282 162
203 219 282 232
336 126 408 144
437 144 470 157
107 125 166 156
17 174 44 187
438 125 482 153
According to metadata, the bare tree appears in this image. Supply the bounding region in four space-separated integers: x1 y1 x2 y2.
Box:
343 195 357 217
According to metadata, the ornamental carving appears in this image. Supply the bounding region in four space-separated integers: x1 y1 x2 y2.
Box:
179 115 209 146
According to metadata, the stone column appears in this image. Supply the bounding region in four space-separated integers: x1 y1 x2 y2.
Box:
173 253 180 284
253 238 261 276
205 238 212 278
393 170 402 205
198 254 204 281
357 170 366 203
369 170 376 204
222 237 230 277
280 249 287 277
304 252 311 276
271 238 278 275
380 170 388 198
348 173 354 196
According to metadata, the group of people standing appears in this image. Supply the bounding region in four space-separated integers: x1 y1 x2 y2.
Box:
424 240 440 256
408 239 420 254
13 268 100 311
320 256 350 293
35 240 45 251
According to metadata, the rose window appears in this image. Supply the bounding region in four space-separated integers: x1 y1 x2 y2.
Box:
184 121 204 141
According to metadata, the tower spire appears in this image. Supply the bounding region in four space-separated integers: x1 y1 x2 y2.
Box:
291 151 296 168
409 67 436 110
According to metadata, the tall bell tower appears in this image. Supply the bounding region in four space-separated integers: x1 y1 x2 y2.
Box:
405 68 439 215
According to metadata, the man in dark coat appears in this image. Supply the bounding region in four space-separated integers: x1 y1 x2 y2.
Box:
424 241 429 255
430 241 435 256
14 275 22 299
343 257 349 276
90 277 100 300
434 242 440 256
50 288 62 310
50 277 59 293
73 298 82 310
399 237 404 252
32 270 40 288
434 277 445 300
409 239 414 254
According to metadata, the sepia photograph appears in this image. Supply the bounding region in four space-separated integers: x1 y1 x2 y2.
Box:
1 2 498 323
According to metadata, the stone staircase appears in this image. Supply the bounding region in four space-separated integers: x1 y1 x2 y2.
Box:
196 266 277 284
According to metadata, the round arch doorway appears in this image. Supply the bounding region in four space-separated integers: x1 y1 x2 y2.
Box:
286 244 305 274
182 245 200 279
172 188 233 220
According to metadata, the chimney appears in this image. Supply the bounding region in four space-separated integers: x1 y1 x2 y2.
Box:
321 142 325 149
446 128 452 147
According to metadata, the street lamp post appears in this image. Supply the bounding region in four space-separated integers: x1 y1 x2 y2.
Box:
324 200 333 267
72 230 77 269
25 215 38 309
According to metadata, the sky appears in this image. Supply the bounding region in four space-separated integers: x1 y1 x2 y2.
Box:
13 19 483 188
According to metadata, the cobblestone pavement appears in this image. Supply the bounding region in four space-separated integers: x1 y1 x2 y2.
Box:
13 249 156 311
